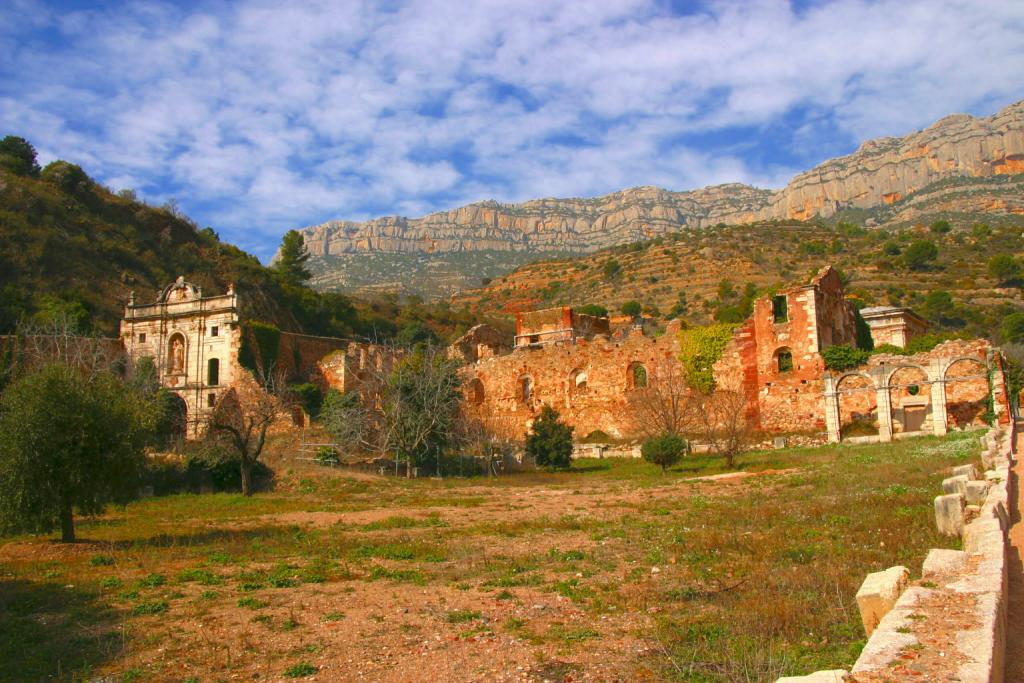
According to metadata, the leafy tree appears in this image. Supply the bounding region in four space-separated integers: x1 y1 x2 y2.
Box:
903 240 938 271
922 290 956 323
883 241 901 256
988 255 1021 285
382 347 462 474
621 300 642 317
274 229 312 285
321 389 370 451
929 219 952 234
717 279 736 300
0 135 40 176
209 373 285 496
576 304 608 317
821 345 870 371
525 404 573 470
41 160 92 196
602 259 622 281
0 364 148 541
1002 312 1024 344
642 433 687 473
396 321 440 348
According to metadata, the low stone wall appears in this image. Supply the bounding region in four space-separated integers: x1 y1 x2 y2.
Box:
777 424 1015 683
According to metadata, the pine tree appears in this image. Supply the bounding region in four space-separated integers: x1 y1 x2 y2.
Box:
274 230 312 285
525 405 574 470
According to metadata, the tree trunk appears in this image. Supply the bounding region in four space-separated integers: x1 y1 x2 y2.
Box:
240 459 253 497
60 503 75 543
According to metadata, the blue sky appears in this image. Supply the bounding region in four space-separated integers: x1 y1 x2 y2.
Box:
2 0 1022 261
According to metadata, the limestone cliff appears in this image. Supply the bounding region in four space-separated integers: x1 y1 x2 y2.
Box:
296 98 1024 262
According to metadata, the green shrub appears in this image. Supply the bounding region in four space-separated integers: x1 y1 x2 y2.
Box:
314 446 339 466
821 345 870 371
642 434 687 472
525 405 573 470
288 383 323 417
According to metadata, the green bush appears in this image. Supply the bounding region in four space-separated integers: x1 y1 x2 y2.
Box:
903 240 938 271
821 345 870 371
525 405 573 470
576 304 608 318
642 434 687 472
288 383 323 418
314 446 339 466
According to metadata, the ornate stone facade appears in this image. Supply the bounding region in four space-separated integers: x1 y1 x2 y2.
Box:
120 277 242 438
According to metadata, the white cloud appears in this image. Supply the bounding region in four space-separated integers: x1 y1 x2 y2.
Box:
1 0 1022 260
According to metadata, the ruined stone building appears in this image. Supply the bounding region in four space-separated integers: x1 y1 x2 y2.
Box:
118 272 1010 448
860 306 930 348
121 277 243 438
460 266 1011 444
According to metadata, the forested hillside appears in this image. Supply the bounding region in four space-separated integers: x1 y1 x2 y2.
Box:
0 137 495 342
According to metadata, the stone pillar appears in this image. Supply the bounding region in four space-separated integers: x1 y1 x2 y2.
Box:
930 362 948 437
823 375 841 443
875 383 893 442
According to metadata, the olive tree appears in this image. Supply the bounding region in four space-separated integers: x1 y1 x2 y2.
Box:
0 364 148 541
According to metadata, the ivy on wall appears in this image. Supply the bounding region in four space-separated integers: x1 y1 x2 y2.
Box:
238 321 281 379
678 323 737 393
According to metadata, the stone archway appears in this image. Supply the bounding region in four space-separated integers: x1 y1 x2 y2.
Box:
168 392 188 438
943 357 990 428
887 365 930 434
836 373 878 438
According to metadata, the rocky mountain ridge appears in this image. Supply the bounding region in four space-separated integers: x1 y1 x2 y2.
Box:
297 99 1024 263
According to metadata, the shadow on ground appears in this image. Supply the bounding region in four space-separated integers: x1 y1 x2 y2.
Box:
0 578 122 681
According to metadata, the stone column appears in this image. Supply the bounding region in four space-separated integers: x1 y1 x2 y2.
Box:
930 361 948 437
823 374 841 443
875 383 893 442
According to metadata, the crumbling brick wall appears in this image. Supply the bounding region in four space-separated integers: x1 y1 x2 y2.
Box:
465 321 683 441
714 266 857 433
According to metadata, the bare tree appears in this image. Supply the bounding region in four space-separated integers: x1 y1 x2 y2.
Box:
379 346 464 476
208 370 288 496
13 312 123 381
692 389 755 469
630 363 695 438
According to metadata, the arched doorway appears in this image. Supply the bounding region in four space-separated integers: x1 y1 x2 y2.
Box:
836 373 877 438
627 362 647 389
467 377 485 405
888 366 930 434
168 392 188 439
944 358 990 428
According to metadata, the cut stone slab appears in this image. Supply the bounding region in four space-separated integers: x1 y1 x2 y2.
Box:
952 463 978 480
942 474 969 495
935 493 965 536
922 548 968 580
855 566 909 637
775 671 848 683
965 480 991 505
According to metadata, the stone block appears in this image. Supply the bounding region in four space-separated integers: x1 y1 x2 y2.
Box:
934 493 965 536
775 671 848 683
922 548 967 579
942 475 969 495
965 480 991 505
952 464 978 480
855 566 909 636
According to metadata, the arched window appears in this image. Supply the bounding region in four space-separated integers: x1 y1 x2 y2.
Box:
467 378 485 404
775 348 793 373
629 363 648 389
168 334 186 374
568 368 588 393
520 376 533 403
207 358 220 385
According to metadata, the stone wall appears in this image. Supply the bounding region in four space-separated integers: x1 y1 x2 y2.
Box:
715 266 857 433
777 424 1016 683
464 321 683 441
277 332 353 382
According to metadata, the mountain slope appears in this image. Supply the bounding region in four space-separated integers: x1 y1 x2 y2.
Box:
299 99 1024 298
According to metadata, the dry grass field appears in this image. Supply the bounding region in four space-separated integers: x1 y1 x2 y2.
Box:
0 430 983 683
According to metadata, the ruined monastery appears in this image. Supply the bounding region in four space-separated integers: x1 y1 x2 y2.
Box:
123 268 1013 446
